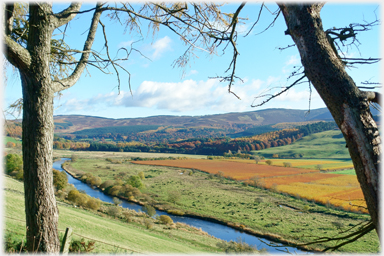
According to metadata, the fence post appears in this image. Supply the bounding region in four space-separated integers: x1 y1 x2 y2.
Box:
60 227 73 254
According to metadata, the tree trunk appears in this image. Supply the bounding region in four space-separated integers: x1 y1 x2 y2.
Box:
278 3 380 236
21 3 60 252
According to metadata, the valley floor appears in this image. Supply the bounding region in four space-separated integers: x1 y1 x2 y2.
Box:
56 150 380 253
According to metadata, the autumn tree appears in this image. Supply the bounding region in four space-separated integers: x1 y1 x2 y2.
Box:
3 2 380 252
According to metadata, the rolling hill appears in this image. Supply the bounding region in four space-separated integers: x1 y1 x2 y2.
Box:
253 129 351 159
53 107 333 135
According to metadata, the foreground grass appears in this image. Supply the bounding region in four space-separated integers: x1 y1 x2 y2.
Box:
252 130 351 159
68 155 379 253
4 176 224 253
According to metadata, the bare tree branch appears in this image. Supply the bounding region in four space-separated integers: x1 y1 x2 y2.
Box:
252 74 307 107
52 3 82 29
52 3 103 93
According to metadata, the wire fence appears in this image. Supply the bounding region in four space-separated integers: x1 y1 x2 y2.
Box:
5 216 143 254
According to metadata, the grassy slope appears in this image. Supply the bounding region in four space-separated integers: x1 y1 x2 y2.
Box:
4 176 222 254
252 130 350 159
69 157 379 253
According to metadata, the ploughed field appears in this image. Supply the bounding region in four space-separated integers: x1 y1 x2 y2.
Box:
132 158 365 213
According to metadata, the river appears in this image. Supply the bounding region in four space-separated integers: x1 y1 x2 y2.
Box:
54 158 310 254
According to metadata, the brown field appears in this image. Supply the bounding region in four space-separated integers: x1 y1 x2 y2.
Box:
132 159 318 180
132 158 367 213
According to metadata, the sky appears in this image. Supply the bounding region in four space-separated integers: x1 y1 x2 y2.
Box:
2 2 382 120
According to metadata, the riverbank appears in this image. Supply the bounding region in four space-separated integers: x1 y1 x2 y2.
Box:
61 157 379 253
4 176 233 254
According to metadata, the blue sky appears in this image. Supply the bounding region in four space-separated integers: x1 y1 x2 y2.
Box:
3 2 381 119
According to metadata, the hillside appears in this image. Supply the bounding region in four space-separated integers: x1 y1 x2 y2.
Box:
4 176 224 253
253 129 351 159
53 108 333 134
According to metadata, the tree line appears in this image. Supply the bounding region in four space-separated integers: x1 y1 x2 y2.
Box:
56 121 338 156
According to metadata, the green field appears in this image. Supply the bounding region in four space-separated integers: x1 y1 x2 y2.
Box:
4 176 229 253
331 169 356 175
252 130 351 159
4 136 22 145
66 154 379 253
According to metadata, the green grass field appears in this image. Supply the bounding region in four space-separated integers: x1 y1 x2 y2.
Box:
53 149 207 160
67 155 379 253
4 136 22 145
331 169 356 175
4 176 225 253
252 130 351 159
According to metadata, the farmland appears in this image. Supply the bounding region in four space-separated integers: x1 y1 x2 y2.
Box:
253 129 351 159
60 151 379 253
132 158 365 213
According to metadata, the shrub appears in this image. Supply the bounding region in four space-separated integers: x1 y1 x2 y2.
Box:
142 204 156 217
159 215 173 225
100 180 115 190
86 198 101 211
144 218 154 229
53 169 68 190
127 175 144 189
168 190 181 204
67 189 88 207
138 171 145 180
332 221 344 230
5 154 23 176
216 238 258 253
255 197 264 203
167 209 185 216
303 205 310 212
69 238 95 253
89 176 102 187
249 175 265 188
265 160 272 165
253 155 261 164
108 185 122 196
107 206 122 217
112 197 122 206
71 155 78 162
283 162 292 167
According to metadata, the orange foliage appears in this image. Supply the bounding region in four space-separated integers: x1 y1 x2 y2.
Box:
132 159 317 180
132 158 367 214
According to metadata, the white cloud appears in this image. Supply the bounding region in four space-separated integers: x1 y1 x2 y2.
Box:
286 55 300 66
152 36 172 59
118 40 134 49
55 75 326 115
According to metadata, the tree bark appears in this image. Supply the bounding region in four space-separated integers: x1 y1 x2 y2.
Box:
21 3 60 252
4 3 101 252
278 3 380 236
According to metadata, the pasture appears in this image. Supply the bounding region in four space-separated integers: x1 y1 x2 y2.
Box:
132 158 365 213
252 130 351 159
65 153 378 253
4 176 224 253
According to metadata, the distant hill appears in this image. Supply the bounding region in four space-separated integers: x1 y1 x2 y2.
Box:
53 107 333 135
